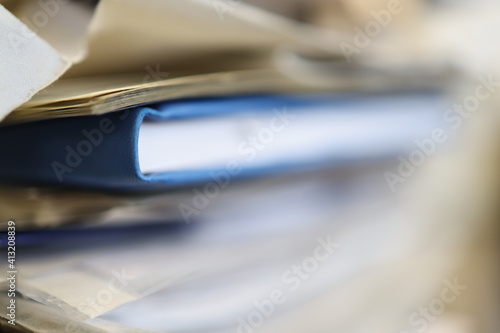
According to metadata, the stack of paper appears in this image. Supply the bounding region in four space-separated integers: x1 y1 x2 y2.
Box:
0 1 499 332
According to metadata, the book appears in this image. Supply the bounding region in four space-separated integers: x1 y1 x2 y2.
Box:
0 92 444 191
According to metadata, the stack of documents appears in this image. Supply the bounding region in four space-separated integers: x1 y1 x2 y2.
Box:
0 1 499 332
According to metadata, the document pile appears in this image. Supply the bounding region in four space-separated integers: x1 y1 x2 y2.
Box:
0 1 498 332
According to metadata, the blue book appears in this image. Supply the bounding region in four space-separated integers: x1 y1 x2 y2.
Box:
0 94 444 191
